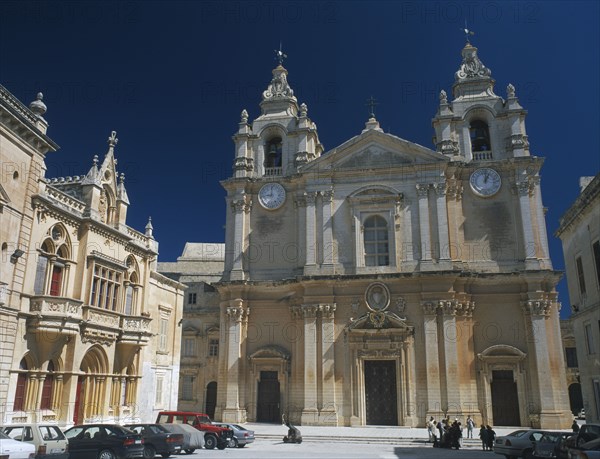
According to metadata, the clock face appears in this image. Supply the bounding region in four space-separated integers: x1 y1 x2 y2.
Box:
258 182 286 210
469 168 501 197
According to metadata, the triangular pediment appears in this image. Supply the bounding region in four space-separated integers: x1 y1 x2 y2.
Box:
302 129 447 173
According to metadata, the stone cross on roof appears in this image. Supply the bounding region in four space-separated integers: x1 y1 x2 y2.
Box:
274 42 287 66
108 131 118 148
461 20 475 43
366 96 378 118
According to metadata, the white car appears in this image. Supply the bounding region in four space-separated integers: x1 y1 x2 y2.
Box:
0 430 36 459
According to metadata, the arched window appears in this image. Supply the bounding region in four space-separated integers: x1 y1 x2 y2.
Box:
469 120 491 152
13 358 28 411
124 256 140 315
34 225 71 297
264 137 282 168
364 215 389 266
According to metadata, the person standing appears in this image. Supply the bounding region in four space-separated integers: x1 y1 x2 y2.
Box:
427 417 436 442
466 416 474 439
486 425 496 451
572 419 580 433
479 424 489 450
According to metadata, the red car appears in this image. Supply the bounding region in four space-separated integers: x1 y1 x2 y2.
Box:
156 411 232 450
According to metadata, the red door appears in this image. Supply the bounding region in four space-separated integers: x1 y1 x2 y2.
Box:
73 377 83 424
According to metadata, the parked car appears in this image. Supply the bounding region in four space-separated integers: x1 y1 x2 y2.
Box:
124 424 183 459
157 424 204 454
0 430 36 459
2 424 68 459
213 423 254 448
572 425 600 449
494 429 547 459
155 411 232 450
63 424 144 459
570 437 600 458
532 431 572 459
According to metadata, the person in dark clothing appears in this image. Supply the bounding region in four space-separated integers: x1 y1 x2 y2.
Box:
572 420 580 433
479 424 489 450
486 425 496 451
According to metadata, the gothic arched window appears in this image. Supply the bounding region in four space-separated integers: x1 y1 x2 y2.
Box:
469 120 491 152
34 224 71 296
364 215 389 266
265 137 282 168
40 360 55 410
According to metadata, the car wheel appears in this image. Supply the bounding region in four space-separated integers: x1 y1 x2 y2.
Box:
184 449 195 454
236 444 246 448
204 435 217 450
160 454 171 458
228 438 238 448
98 450 115 459
217 443 227 450
143 445 156 459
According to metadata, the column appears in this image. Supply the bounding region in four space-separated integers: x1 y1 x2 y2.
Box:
222 299 248 422
230 195 251 281
523 300 563 428
321 189 334 271
402 202 414 263
301 304 319 425
304 192 318 273
440 301 461 415
457 302 479 417
532 177 551 265
422 302 441 418
416 184 431 261
434 182 450 260
515 180 537 267
319 304 337 425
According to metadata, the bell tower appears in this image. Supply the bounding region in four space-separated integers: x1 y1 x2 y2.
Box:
432 42 530 161
231 51 323 180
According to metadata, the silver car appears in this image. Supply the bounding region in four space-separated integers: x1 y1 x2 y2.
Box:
494 429 546 459
213 423 254 448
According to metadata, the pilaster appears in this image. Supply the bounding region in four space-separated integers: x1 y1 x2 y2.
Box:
321 189 335 272
416 184 432 262
304 192 318 274
230 194 251 280
319 304 337 425
439 300 461 414
515 179 539 269
433 181 450 261
422 301 442 418
301 304 319 425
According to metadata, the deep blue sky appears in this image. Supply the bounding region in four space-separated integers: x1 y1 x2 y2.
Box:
1 1 598 317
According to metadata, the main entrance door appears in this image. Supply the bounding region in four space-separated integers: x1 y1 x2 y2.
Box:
491 370 520 425
364 360 398 425
256 371 280 423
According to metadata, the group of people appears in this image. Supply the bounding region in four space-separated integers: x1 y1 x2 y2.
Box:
426 415 495 451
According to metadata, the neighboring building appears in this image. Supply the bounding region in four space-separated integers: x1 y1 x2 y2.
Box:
158 243 224 417
557 174 600 423
561 319 583 416
0 84 185 426
211 42 571 429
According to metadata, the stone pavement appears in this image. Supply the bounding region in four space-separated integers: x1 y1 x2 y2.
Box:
244 422 522 448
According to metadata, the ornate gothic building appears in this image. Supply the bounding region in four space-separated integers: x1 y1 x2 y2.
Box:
0 86 184 425
211 42 571 428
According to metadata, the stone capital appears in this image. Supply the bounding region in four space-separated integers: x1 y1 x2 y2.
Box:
305 191 318 204
231 195 252 213
456 301 476 318
521 300 551 317
433 181 447 196
421 301 438 316
301 304 319 319
321 189 334 203
439 300 458 316
416 183 430 197
321 303 336 319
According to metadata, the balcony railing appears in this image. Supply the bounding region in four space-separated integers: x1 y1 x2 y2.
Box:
264 167 282 176
473 150 493 160
28 296 83 335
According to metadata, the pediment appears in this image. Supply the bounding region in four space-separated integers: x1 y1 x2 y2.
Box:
302 129 447 173
249 345 290 361
346 311 413 332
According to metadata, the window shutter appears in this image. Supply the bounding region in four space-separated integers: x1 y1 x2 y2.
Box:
34 256 48 294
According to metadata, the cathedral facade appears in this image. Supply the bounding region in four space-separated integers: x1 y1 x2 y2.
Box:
0 86 184 425
214 43 571 429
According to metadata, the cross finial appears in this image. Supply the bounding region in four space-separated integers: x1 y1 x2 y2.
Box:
108 131 118 148
461 19 475 44
366 96 378 118
274 42 287 66
92 154 99 166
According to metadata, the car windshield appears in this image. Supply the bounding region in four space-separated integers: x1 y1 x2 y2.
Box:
231 425 246 430
0 431 9 440
64 427 85 439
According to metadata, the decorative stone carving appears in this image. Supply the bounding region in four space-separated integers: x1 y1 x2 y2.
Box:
262 66 295 101
233 156 254 172
226 306 249 322
305 191 318 204
515 180 534 196
439 300 457 316
231 195 252 213
509 134 530 150
433 181 447 196
436 139 459 155
240 109 248 123
351 297 360 316
365 282 390 312
321 303 336 319
522 300 551 317
456 301 476 317
507 83 516 98
455 44 492 80
394 297 406 314
299 103 308 117
416 183 429 197
321 189 334 202
301 304 319 319
421 301 438 315
358 349 402 358
439 89 448 104
446 179 464 200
